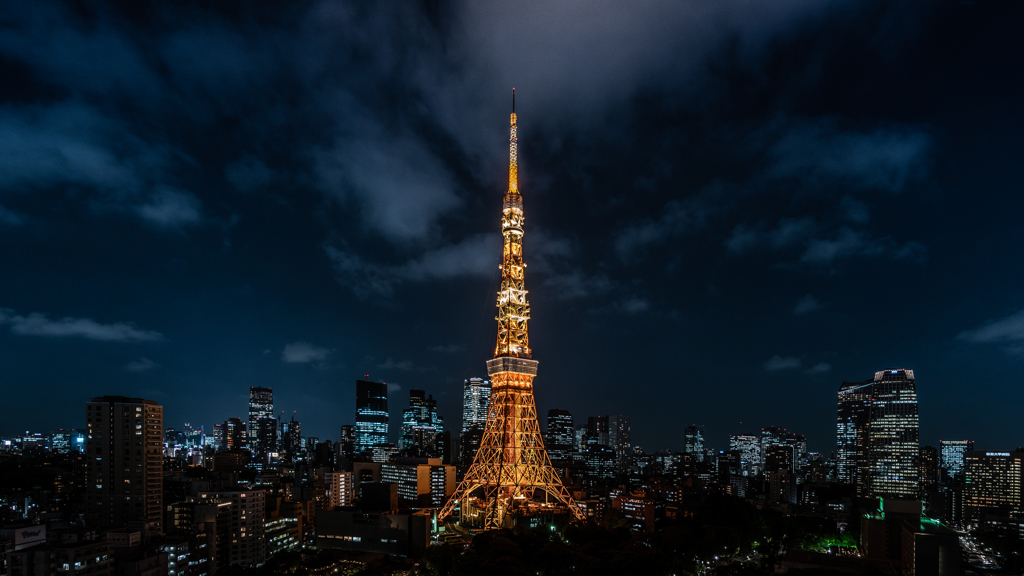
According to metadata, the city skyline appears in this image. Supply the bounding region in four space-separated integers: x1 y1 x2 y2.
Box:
3 1 1024 454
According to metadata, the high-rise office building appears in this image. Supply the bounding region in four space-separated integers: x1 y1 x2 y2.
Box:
835 369 920 498
729 434 762 476
760 427 807 472
339 424 355 459
583 445 617 488
765 445 797 504
964 450 1024 521
940 440 974 480
255 416 278 462
866 369 919 498
461 378 491 434
281 415 301 462
919 445 939 493
400 390 444 455
684 425 705 462
248 387 274 454
458 378 491 466
573 426 589 453
213 423 225 450
837 379 872 486
222 418 246 450
86 396 164 533
50 429 73 453
546 409 574 462
588 415 631 473
355 379 388 453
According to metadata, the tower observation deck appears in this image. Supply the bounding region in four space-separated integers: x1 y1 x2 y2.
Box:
438 91 585 530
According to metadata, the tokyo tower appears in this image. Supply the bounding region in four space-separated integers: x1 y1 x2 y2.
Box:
438 91 586 529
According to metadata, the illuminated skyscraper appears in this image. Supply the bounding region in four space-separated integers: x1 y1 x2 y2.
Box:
866 369 919 498
222 417 246 450
339 424 355 459
684 425 705 462
282 415 301 462
546 409 574 462
459 378 491 466
760 426 806 472
461 377 491 434
836 369 920 498
836 379 872 486
940 439 974 479
400 389 444 456
588 415 631 473
86 396 164 533
920 445 939 493
248 387 274 454
255 416 278 462
355 379 388 453
964 450 1024 521
729 434 762 476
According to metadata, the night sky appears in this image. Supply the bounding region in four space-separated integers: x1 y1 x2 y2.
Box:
2 0 1023 455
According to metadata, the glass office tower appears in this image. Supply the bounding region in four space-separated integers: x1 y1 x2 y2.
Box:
546 409 574 461
836 369 920 498
355 379 388 453
940 439 975 479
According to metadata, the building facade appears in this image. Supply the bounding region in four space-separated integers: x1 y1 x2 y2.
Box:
684 425 705 462
196 490 266 568
323 471 353 509
380 458 455 507
399 390 444 456
546 409 574 462
729 434 762 476
221 418 246 451
461 378 491 434
355 380 389 454
247 387 274 452
588 415 631 473
940 440 974 479
866 369 920 498
836 369 920 499
919 445 939 493
964 451 1024 521
85 396 164 534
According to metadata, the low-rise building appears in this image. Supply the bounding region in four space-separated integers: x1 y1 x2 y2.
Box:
315 509 430 557
380 458 454 507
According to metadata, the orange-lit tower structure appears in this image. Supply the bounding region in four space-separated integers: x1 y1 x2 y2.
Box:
438 91 585 530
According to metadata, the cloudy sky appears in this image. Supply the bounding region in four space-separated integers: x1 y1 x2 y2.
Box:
1 0 1023 453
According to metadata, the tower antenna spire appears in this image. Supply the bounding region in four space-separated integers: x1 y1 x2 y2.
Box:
512 87 515 113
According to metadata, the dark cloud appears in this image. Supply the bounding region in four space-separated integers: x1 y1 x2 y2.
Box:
764 118 932 191
958 310 1024 345
616 196 713 260
805 362 832 374
124 357 160 372
0 307 162 342
764 355 802 371
800 228 926 265
282 341 332 364
0 205 24 226
793 294 822 315
137 187 203 228
225 155 273 192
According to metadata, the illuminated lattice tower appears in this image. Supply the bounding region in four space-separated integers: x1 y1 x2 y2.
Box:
439 91 585 530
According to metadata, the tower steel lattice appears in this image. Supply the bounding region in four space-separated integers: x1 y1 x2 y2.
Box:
438 91 585 530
